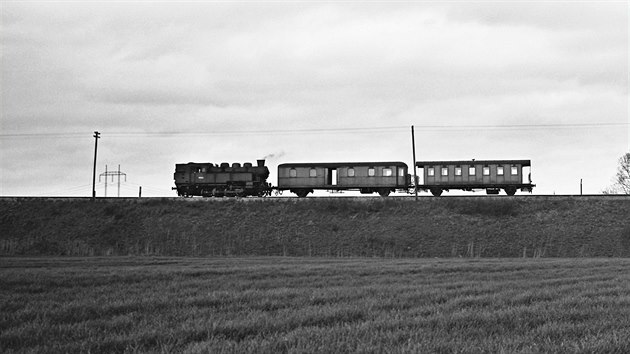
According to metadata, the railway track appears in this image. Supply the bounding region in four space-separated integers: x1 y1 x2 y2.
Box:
1 194 629 202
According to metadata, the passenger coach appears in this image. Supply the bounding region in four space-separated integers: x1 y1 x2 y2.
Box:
416 159 535 196
278 162 410 197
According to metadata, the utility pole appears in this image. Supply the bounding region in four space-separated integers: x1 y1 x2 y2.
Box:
92 131 100 199
411 125 418 201
99 164 127 197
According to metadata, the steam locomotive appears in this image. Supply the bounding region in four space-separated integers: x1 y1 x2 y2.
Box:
173 160 272 197
173 158 535 197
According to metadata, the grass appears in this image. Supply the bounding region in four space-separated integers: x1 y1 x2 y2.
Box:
2 257 630 353
2 198 630 257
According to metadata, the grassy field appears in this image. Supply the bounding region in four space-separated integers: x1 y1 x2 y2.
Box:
1 257 630 353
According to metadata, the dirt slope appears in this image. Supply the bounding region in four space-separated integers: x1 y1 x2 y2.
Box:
1 197 629 257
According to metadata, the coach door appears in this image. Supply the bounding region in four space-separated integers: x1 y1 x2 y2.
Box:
327 168 338 186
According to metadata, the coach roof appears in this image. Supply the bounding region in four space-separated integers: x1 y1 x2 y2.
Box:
416 160 531 167
279 162 408 168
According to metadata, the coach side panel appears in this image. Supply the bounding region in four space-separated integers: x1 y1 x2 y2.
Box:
423 163 523 186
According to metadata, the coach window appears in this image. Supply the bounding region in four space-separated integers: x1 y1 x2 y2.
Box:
497 166 504 176
455 167 462 176
427 167 435 176
348 168 355 177
511 166 518 175
441 167 448 176
399 167 405 176
368 167 375 177
290 168 297 178
469 167 476 176
383 168 393 177
483 166 490 176
310 168 317 177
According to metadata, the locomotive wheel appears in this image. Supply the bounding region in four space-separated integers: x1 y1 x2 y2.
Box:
430 188 443 197
257 188 271 197
378 188 391 197
504 186 517 196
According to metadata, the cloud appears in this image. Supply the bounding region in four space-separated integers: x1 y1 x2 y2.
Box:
1 2 627 196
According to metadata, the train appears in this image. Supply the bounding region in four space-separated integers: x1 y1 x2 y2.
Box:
173 158 535 197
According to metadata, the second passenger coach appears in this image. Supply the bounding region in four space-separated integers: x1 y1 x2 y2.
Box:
277 162 410 197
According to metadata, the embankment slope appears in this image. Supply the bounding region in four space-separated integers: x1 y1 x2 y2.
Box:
1 197 629 257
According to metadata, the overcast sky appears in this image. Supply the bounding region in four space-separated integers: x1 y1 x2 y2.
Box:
1 1 628 197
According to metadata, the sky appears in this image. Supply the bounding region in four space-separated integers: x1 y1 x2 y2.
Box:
1 1 628 197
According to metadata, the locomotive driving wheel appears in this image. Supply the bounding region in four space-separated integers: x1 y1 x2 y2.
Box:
256 188 271 197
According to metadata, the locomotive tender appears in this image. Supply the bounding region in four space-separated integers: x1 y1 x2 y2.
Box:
173 158 534 197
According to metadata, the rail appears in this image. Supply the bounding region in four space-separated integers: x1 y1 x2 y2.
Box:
1 194 629 202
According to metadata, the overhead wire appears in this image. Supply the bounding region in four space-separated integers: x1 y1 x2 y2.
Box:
31 182 99 197
1 122 627 138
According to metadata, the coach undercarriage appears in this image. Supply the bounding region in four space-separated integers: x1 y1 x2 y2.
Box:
423 184 535 197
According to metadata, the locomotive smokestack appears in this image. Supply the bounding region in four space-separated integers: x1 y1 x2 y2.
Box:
257 159 265 167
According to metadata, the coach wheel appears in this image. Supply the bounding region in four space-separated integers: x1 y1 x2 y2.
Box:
430 188 443 197
505 186 517 196
295 190 309 198
378 189 391 197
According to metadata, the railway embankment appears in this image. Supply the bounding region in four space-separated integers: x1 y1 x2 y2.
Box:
1 197 629 257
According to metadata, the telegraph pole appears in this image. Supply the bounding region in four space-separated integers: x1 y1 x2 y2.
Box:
411 125 418 200
92 131 100 199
